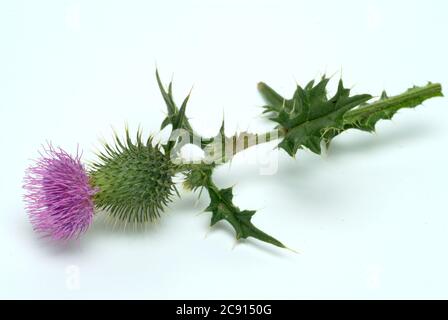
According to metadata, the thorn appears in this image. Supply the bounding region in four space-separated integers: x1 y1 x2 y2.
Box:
254 204 268 212
285 246 300 254
220 110 226 133
197 186 204 200
110 124 117 137
312 70 320 82
195 210 206 216
112 217 119 231
188 84 194 97
328 70 338 80
292 75 299 86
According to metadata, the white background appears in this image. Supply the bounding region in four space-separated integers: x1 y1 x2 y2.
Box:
1 0 447 299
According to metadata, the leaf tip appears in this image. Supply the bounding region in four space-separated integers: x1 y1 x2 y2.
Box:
257 82 267 91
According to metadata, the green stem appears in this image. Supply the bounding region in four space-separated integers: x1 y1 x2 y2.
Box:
205 128 286 164
344 82 443 125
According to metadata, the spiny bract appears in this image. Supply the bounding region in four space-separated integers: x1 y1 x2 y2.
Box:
90 129 177 224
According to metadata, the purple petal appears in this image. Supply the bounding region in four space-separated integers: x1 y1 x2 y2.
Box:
23 144 97 240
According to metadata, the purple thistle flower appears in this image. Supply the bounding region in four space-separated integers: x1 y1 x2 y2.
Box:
23 144 97 240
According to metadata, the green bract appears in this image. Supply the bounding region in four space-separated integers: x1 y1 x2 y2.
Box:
90 129 177 224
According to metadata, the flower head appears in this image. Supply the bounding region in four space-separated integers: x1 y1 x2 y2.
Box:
23 144 97 240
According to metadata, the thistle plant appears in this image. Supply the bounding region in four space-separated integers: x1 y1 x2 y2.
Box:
23 69 443 249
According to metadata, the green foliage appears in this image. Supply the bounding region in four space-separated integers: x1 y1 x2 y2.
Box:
258 78 372 156
156 70 212 151
90 129 177 224
167 73 442 250
183 163 286 248
259 80 443 153
338 82 443 133
205 183 285 248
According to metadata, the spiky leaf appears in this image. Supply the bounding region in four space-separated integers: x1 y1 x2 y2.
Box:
205 184 286 248
259 77 372 156
156 70 211 151
182 162 286 248
347 82 442 130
